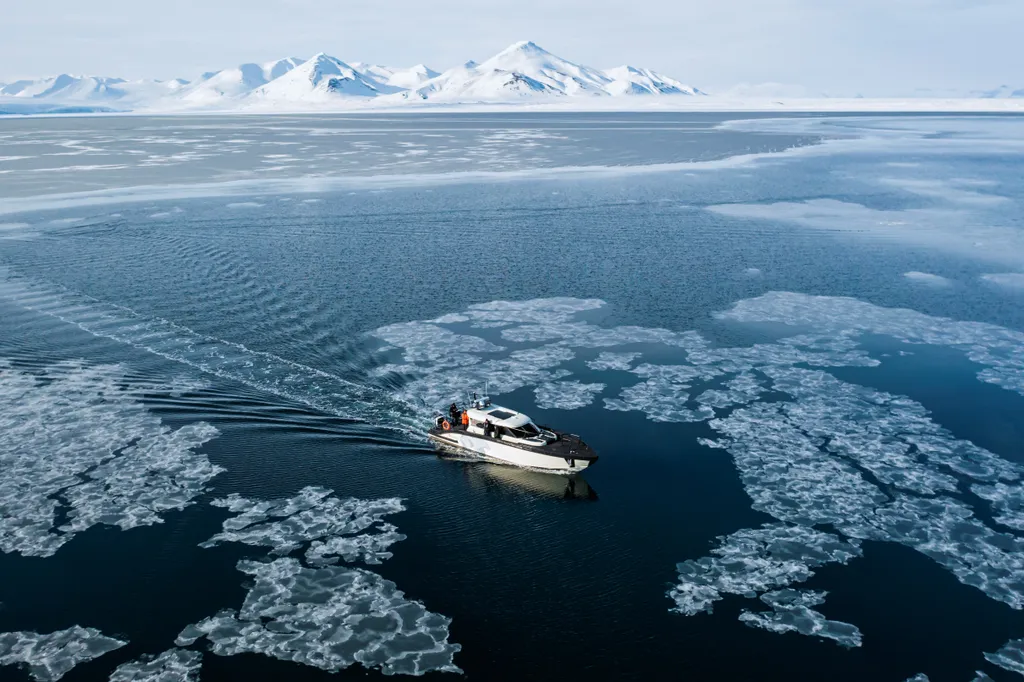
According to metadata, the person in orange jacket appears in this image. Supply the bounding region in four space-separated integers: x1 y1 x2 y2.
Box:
461 410 470 429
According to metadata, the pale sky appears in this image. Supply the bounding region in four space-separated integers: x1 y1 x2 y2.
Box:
3 0 1021 95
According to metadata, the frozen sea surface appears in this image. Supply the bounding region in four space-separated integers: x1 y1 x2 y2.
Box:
1 112 1024 682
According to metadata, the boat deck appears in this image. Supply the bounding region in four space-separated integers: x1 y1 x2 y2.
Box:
428 425 598 462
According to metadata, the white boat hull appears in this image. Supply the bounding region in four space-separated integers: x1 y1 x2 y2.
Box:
429 431 593 473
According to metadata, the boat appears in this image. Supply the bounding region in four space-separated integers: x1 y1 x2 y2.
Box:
428 395 598 473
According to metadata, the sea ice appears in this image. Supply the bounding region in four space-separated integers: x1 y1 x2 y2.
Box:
985 638 1024 675
202 486 406 565
373 321 505 366
718 291 1024 397
981 273 1024 290
972 482 1024 531
706 366 1024 610
176 558 461 676
0 360 222 557
739 589 862 648
669 524 862 616
108 649 202 682
533 380 604 410
585 351 641 371
903 271 953 287
0 626 125 682
695 372 765 410
446 297 604 327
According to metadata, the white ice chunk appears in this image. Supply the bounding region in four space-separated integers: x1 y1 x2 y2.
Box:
696 372 766 409
904 271 953 287
985 638 1024 675
718 291 1024 397
534 381 604 410
372 322 505 367
108 649 202 682
0 360 222 558
176 558 461 676
981 273 1024 290
448 297 605 327
669 524 862 616
586 352 641 371
202 486 406 564
739 589 862 648
0 626 125 682
972 482 1024 531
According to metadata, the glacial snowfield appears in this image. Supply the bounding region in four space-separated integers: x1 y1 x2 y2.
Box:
3 40 1022 115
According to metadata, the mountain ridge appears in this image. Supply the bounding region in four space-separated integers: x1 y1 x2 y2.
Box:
0 41 704 110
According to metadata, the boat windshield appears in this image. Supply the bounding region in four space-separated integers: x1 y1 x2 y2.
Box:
507 422 542 439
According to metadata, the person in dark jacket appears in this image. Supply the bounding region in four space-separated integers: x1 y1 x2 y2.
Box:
448 403 459 426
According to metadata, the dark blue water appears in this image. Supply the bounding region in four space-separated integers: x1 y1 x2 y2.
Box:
1 113 1024 682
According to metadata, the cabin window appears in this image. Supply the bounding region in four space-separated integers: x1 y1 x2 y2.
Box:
507 426 540 440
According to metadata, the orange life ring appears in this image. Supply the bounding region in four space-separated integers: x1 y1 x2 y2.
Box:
442 420 451 430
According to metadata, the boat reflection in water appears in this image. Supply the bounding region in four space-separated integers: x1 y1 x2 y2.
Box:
447 456 599 501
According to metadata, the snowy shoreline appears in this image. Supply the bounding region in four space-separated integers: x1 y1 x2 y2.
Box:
4 97 1024 118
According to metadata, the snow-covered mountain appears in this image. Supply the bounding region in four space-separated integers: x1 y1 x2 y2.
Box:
604 66 704 96
0 74 190 105
393 41 704 102
250 53 387 101
1 41 705 110
351 63 440 89
177 58 308 103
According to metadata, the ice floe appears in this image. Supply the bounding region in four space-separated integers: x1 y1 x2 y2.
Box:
903 271 953 287
533 380 604 410
704 365 1024 609
706 199 1024 267
0 360 222 557
972 482 1024 531
438 297 604 327
981 273 1024 290
985 638 1024 675
738 589 862 648
669 524 862 616
585 351 641 371
695 372 765 410
0 626 125 682
718 291 1024 397
176 558 461 676
108 649 202 682
201 486 406 566
373 322 505 366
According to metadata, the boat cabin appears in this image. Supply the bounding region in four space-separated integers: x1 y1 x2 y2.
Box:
464 404 554 446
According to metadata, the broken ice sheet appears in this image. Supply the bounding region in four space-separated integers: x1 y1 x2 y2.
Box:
695 372 766 410
533 380 604 410
108 649 202 682
176 558 461 676
201 486 406 565
718 291 1024 397
739 589 862 648
985 638 1024 675
0 360 222 558
0 626 125 682
669 524 862 616
971 482 1024 531
585 351 641 371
